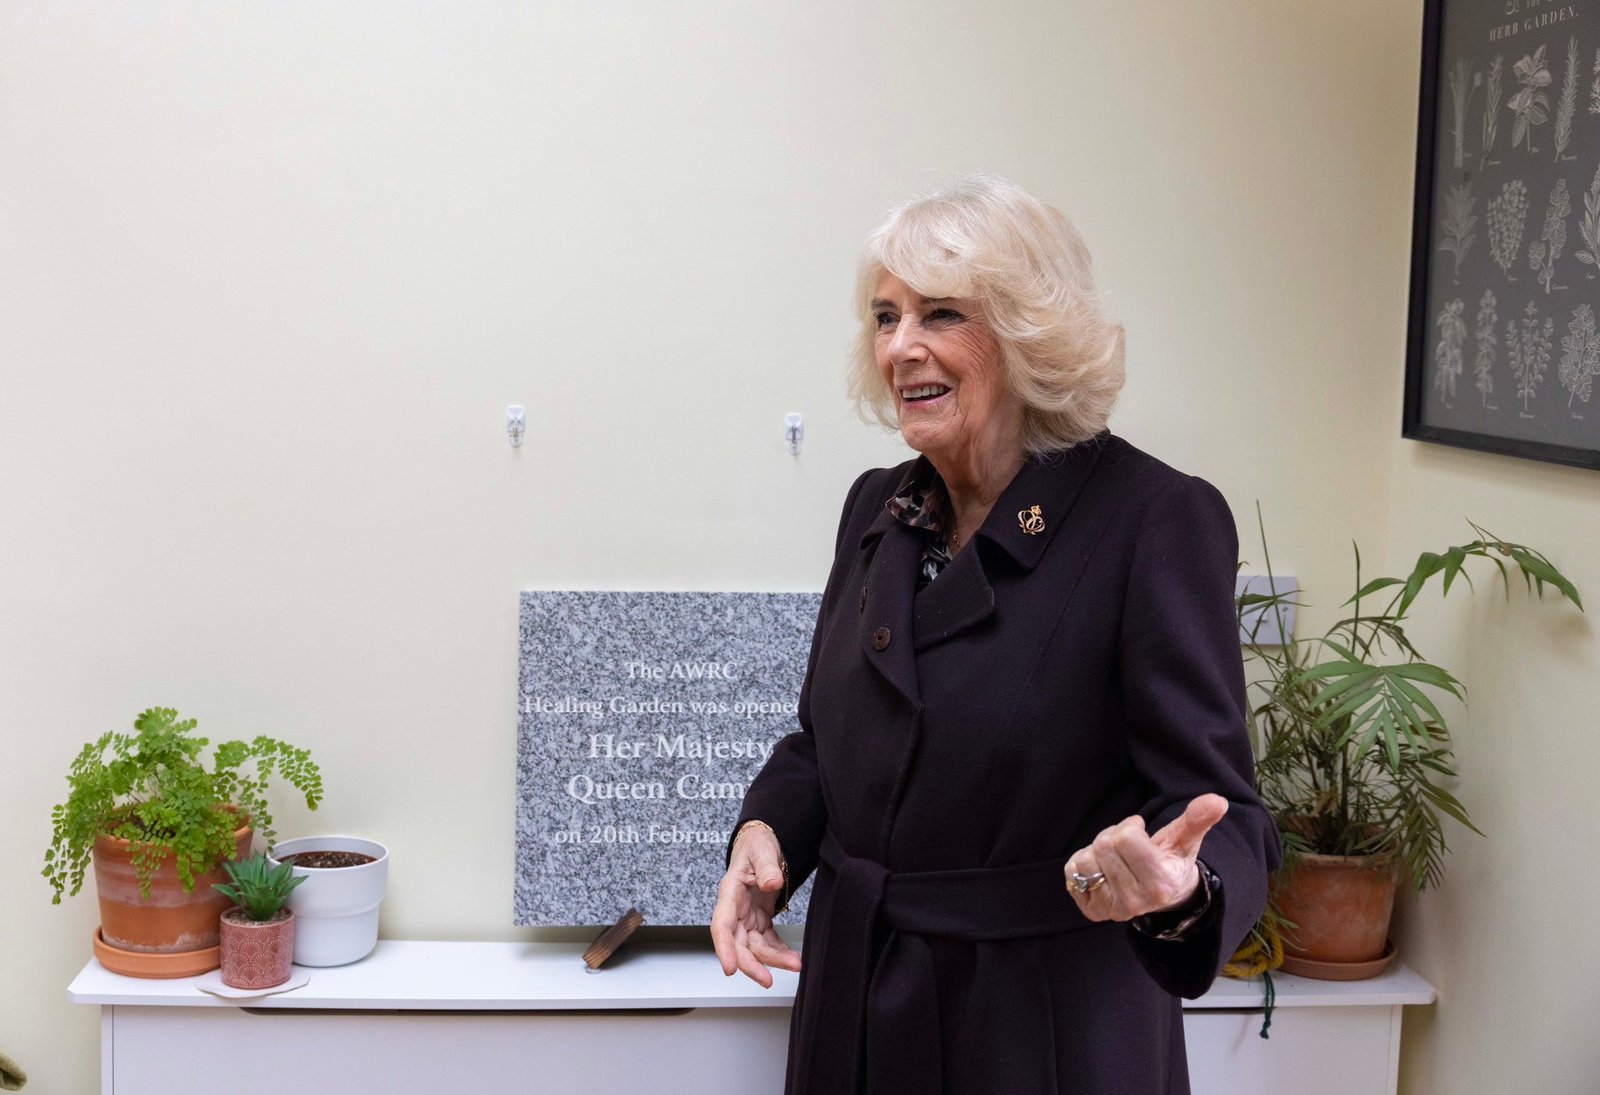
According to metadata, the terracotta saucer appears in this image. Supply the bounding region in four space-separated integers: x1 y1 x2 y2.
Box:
1279 940 1397 981
93 927 220 979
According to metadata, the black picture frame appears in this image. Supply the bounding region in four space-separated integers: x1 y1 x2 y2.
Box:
1403 0 1600 471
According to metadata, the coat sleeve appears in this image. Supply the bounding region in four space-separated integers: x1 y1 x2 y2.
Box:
728 468 875 894
1116 473 1282 998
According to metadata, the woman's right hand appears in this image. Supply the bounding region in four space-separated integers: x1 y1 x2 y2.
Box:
710 823 802 988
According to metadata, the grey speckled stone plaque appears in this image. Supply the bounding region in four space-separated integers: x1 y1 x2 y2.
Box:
516 591 820 927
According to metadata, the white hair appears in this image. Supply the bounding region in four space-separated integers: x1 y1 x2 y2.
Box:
847 174 1126 455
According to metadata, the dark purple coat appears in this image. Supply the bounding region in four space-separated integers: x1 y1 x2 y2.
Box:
735 430 1280 1095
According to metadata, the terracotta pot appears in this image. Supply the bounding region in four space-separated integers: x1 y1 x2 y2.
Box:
1272 851 1397 965
91 926 218 978
219 908 296 990
91 817 252 956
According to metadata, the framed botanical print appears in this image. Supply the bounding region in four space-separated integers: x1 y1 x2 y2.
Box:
1404 0 1600 470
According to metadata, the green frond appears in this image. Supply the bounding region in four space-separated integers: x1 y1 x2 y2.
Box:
43 708 322 903
1237 511 1580 902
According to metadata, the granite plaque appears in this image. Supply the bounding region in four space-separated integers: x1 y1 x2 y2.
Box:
515 591 820 927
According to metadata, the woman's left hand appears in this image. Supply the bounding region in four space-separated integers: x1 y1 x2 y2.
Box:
1063 794 1228 922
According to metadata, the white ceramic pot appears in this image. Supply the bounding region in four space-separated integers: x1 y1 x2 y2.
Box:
268 836 388 967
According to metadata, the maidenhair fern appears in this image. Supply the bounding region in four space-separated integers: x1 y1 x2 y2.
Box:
44 707 322 901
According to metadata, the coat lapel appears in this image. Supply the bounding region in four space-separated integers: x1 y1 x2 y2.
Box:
853 432 1112 697
912 542 993 651
910 432 1112 651
858 519 922 708
976 431 1111 572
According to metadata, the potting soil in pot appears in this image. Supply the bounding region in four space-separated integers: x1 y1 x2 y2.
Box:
280 851 375 869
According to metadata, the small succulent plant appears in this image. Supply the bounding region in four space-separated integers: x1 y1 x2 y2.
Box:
214 851 305 921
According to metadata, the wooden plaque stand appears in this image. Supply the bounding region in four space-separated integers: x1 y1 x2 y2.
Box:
582 908 645 970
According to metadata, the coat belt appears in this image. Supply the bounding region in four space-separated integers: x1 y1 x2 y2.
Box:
797 830 1095 1094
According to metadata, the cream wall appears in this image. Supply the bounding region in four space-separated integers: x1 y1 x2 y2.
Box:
3 2 1582 1093
1385 451 1600 1094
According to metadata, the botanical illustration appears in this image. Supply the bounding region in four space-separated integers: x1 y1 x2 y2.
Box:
1415 21 1600 453
1474 290 1499 409
1553 38 1578 163
1482 55 1504 169
1449 58 1478 169
1559 303 1600 412
1509 44 1552 154
1434 300 1466 407
1529 176 1571 294
1439 183 1477 282
1508 300 1554 416
1488 179 1530 278
1574 163 1600 275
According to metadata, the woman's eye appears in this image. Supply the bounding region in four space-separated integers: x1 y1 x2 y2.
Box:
927 308 964 323
874 311 898 330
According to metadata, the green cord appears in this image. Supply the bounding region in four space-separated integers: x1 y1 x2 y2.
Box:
1257 968 1275 1039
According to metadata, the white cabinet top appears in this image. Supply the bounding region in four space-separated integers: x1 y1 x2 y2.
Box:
67 940 1436 1011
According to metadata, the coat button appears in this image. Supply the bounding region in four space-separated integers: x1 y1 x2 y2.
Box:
872 626 891 651
859 586 867 611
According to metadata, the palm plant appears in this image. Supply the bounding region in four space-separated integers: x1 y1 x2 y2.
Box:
1239 512 1581 893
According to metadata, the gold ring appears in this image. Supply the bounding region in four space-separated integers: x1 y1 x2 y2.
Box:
1069 870 1106 895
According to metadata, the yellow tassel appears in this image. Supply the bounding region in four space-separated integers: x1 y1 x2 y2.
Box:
1223 920 1285 980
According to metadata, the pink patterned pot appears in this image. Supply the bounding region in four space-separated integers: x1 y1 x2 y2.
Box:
219 908 296 990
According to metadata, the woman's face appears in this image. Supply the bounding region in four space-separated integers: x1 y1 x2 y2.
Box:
871 272 1021 465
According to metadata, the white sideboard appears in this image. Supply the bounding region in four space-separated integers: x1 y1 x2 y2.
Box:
68 940 1434 1094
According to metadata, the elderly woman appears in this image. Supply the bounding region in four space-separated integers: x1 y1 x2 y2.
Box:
711 175 1279 1095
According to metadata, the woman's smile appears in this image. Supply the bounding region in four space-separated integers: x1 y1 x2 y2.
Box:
898 382 953 410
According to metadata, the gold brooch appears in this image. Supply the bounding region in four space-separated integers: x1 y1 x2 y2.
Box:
1018 505 1045 535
